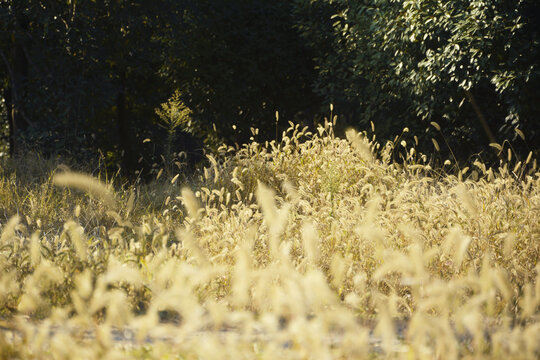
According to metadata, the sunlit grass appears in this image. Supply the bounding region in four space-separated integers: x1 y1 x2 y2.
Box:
0 120 538 359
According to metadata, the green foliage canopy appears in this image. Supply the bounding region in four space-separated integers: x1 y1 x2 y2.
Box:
294 0 540 159
1 0 538 172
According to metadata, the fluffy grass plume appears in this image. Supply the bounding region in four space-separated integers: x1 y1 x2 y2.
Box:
52 172 116 207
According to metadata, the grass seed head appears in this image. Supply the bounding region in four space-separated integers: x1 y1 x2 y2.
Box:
52 172 116 207
180 187 201 220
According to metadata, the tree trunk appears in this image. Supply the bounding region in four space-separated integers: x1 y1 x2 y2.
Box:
465 89 496 144
3 86 14 156
7 13 31 156
116 72 134 173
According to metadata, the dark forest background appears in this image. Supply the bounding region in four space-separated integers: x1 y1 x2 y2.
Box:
1 0 539 176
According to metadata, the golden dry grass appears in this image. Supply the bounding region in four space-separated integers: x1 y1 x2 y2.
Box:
0 121 538 359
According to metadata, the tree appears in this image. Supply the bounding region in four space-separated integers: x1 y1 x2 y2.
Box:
1 2 33 155
0 1 175 173
1 1 323 174
294 0 540 160
159 0 321 145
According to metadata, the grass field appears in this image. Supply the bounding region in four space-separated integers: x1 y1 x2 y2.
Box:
0 120 539 359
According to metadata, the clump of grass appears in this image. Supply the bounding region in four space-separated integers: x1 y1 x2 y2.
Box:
0 118 539 359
